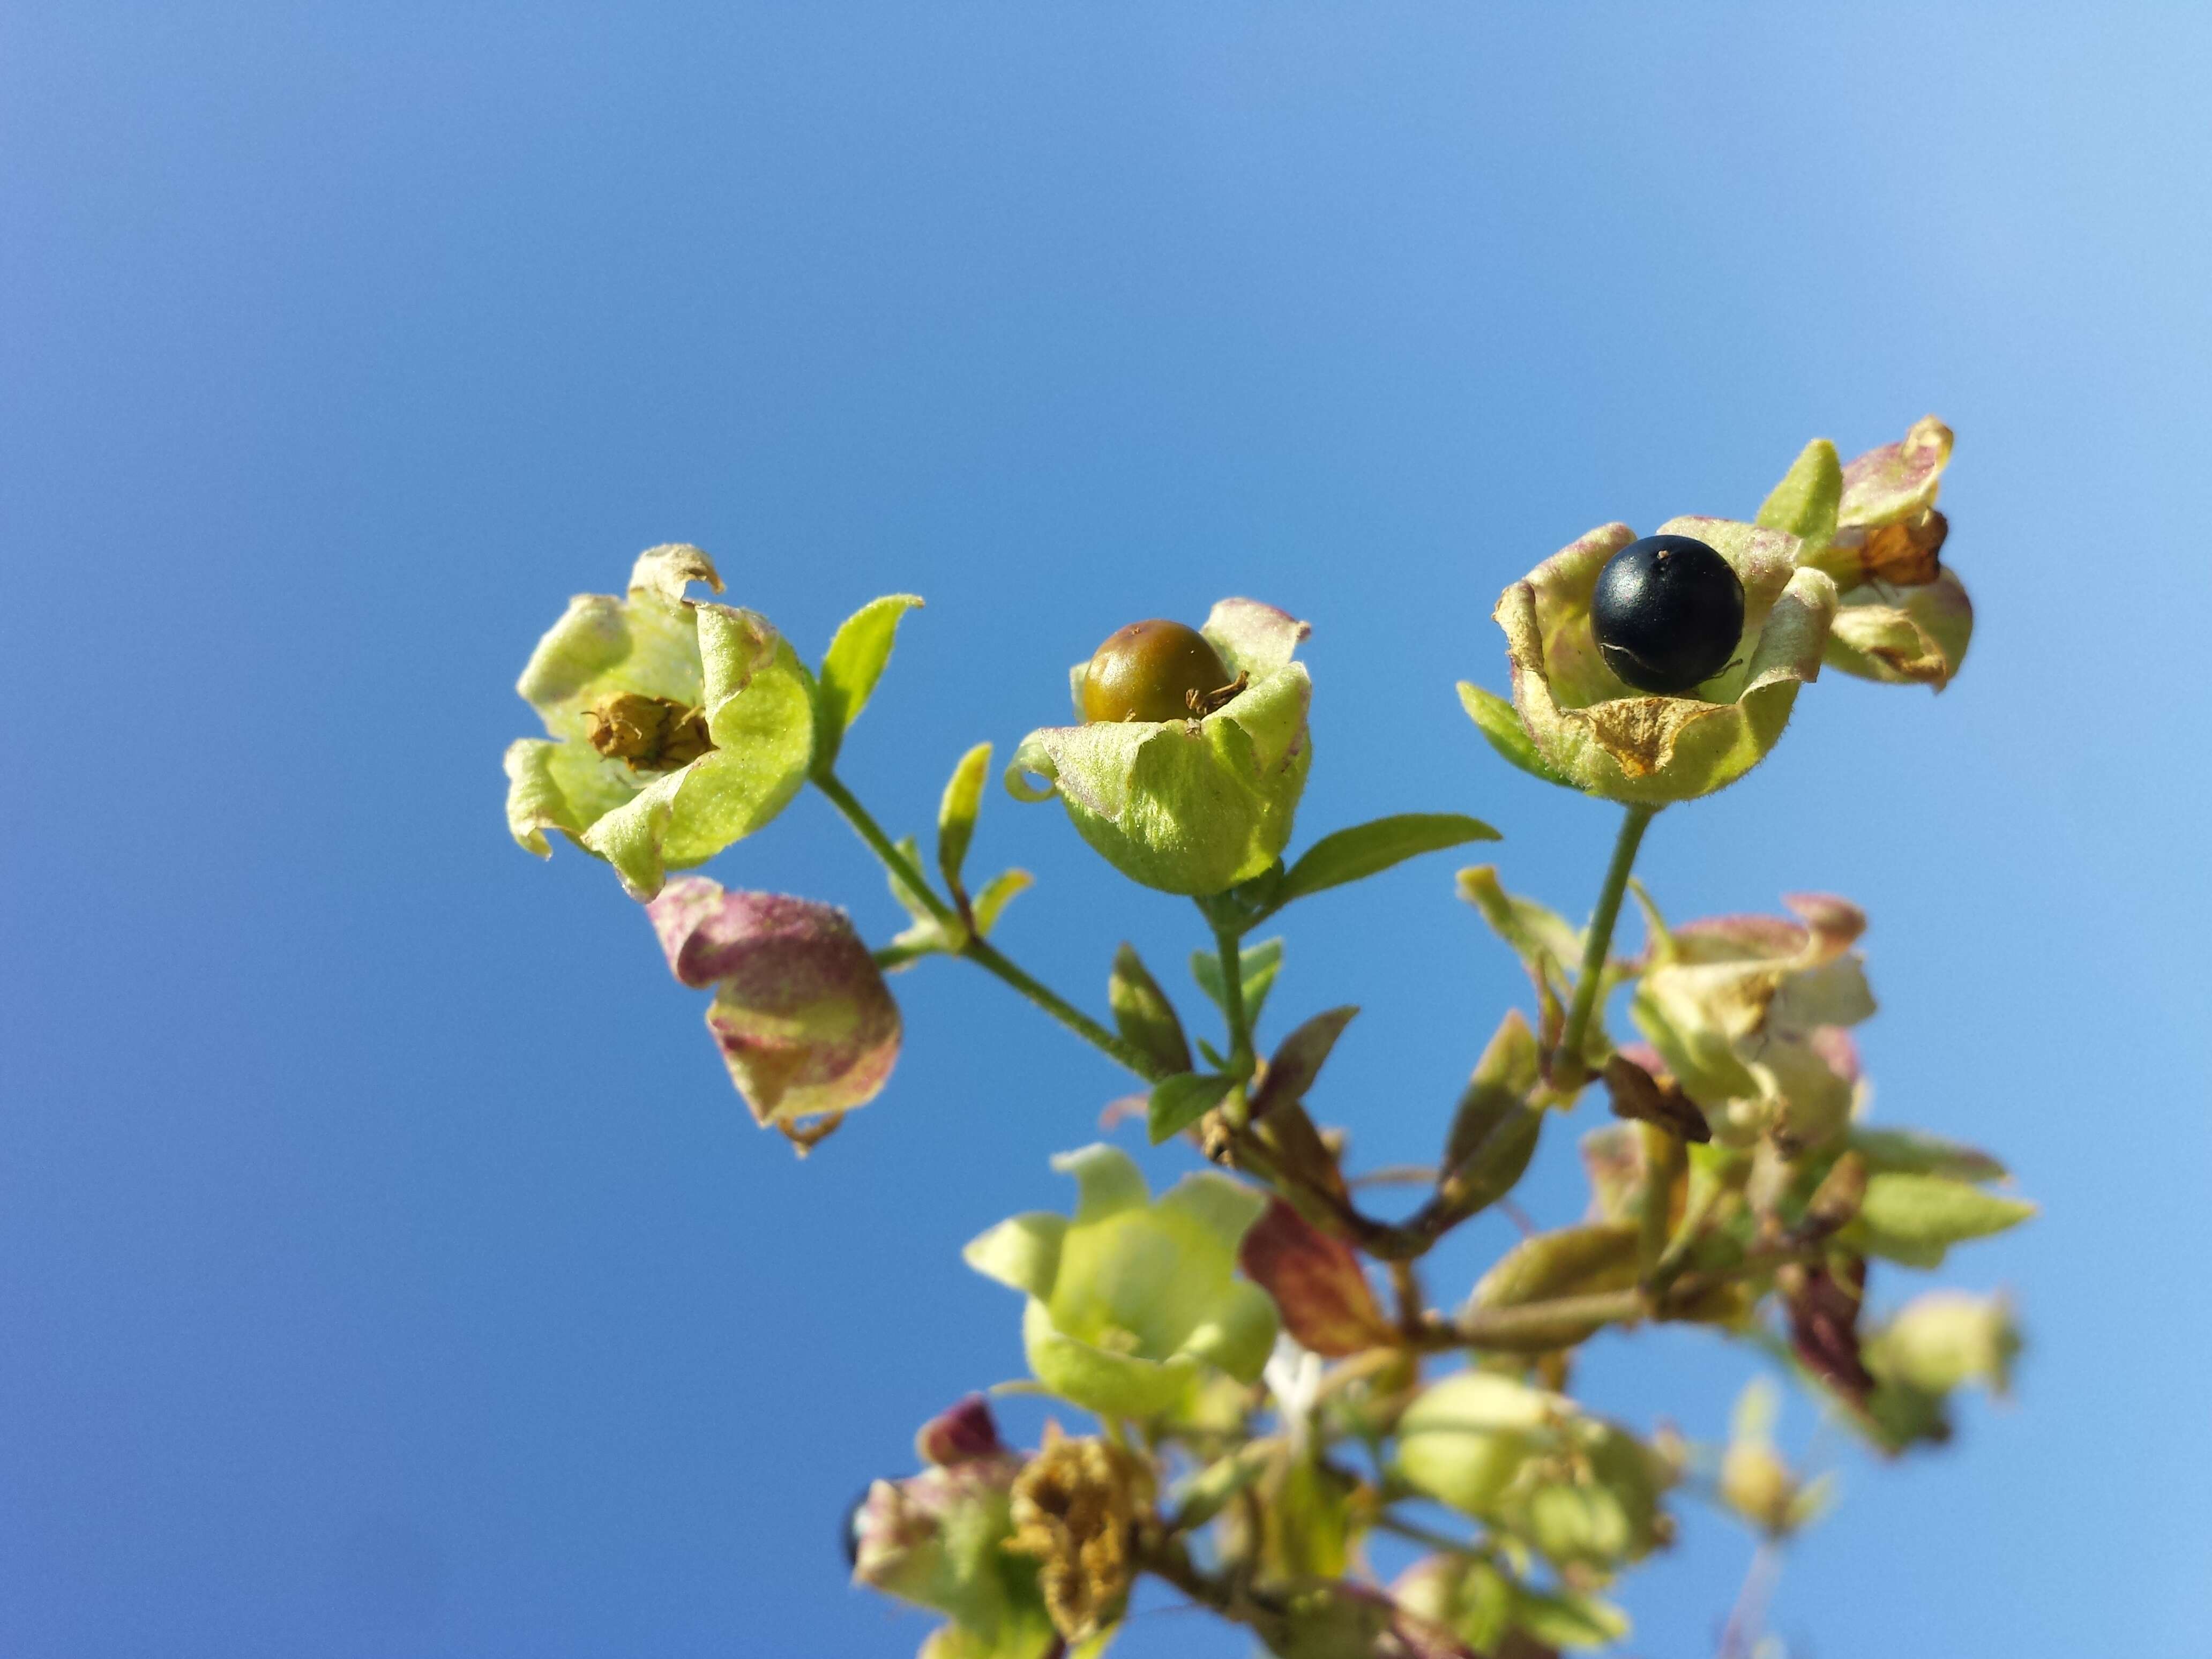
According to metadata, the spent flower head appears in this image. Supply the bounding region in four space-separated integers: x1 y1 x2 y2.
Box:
645 877 900 1148
504 545 815 899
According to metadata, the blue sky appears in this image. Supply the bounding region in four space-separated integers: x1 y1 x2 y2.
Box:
3 5 2208 1655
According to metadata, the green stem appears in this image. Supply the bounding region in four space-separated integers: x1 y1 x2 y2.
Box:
1555 802 1657 1085
1209 915 1256 1080
814 771 1167 1082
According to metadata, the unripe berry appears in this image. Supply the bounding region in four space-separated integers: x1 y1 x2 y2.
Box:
1080 619 1234 723
1589 535 1745 695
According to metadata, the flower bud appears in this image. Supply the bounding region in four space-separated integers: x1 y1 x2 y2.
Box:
1631 893 1874 1153
645 878 900 1145
849 1406 1045 1647
1865 1290 2020 1398
1008 600 1312 894
1238 1200 1394 1358
1395 1373 1673 1573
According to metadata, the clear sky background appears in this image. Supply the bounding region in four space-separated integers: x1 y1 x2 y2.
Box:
4 5 2209 1656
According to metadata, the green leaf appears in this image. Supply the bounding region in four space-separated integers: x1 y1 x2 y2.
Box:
1458 682 1574 787
970 868 1032 937
1756 437 1844 549
1147 1073 1237 1145
1848 1126 2009 1183
936 740 992 895
1192 939 1284 1028
1250 1006 1357 1118
1841 1172 2036 1268
1110 944 1194 1076
813 594 923 771
1278 813 1500 904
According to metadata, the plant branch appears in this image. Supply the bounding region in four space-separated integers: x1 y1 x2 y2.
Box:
814 770 1168 1082
1554 802 1657 1088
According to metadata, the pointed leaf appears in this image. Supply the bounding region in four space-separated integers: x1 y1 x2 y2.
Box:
935 741 992 895
1841 1173 2036 1268
1110 944 1193 1077
1847 1126 2008 1183
813 594 923 769
1757 437 1844 549
970 869 1032 937
1279 814 1500 904
1147 1073 1237 1144
1250 1006 1358 1119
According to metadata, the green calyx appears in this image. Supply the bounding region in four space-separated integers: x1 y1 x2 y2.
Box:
504 544 816 900
1478 518 1837 806
1006 599 1313 895
963 1144 1279 1420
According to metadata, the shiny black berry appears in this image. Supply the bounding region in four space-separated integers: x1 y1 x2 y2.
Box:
1080 619 1236 723
841 1487 871 1569
1589 535 1745 695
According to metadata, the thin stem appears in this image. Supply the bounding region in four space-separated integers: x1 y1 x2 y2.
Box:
814 771 1167 1082
813 770 957 926
1717 1539 1784 1659
1208 913 1255 1079
966 936 1165 1080
1555 802 1657 1086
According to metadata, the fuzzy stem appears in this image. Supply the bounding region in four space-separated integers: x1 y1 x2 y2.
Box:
814 771 1167 1081
1555 802 1656 1086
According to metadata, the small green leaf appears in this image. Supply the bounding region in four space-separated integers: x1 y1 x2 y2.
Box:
1110 944 1194 1077
1191 938 1284 1031
1148 1073 1236 1144
1458 682 1574 787
813 594 923 770
969 868 1032 937
1250 1006 1357 1118
1197 1038 1228 1070
1841 1172 2036 1268
1756 436 1844 550
1278 813 1500 904
936 741 992 896
1848 1126 2009 1183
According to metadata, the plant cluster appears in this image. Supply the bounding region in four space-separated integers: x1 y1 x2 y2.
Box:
502 416 2027 1656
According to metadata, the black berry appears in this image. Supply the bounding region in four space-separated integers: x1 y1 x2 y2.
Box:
841 1488 871 1569
1589 535 1745 695
1080 619 1236 723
